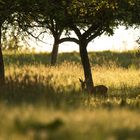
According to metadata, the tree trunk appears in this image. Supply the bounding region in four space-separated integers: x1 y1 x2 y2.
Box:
79 40 94 93
0 24 5 84
51 38 59 65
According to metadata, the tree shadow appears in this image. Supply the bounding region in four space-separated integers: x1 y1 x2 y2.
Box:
15 118 64 132
112 127 140 140
14 118 64 140
0 80 82 109
0 79 139 110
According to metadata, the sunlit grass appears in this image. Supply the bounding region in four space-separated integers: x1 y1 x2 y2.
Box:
0 104 140 140
4 62 140 96
0 51 140 140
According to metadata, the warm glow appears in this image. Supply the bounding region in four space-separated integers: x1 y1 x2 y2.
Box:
27 26 139 52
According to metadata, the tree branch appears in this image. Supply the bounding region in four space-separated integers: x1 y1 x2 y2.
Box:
69 25 81 39
83 23 102 39
59 37 79 45
87 28 104 43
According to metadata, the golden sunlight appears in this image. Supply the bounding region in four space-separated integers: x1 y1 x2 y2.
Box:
27 26 139 52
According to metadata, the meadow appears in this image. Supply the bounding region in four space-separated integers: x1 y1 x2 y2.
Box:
0 50 140 140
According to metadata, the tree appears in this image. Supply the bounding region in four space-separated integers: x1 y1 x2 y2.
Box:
21 0 74 65
54 0 118 93
0 0 27 84
57 0 135 93
0 20 4 84
28 0 135 93
0 0 18 84
35 0 65 65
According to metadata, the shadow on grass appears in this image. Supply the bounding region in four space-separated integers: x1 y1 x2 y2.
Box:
14 118 140 140
109 85 140 98
15 118 64 133
112 127 140 140
4 52 51 66
0 81 139 110
14 118 64 140
4 51 140 69
0 80 82 108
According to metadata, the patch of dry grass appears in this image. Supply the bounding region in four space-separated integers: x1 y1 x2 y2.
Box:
0 51 139 139
0 103 140 140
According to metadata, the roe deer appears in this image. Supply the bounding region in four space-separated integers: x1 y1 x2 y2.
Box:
79 78 108 97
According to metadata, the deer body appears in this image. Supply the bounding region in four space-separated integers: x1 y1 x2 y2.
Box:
79 78 108 97
92 85 108 96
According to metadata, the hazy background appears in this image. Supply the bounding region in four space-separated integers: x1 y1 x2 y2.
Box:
27 26 140 52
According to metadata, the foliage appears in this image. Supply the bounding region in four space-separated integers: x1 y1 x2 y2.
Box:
2 22 26 51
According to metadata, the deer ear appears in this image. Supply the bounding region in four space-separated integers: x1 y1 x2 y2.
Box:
79 78 83 82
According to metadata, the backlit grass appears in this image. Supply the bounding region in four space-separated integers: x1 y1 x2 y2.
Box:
0 51 140 140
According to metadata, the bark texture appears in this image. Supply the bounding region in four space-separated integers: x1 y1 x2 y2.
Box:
79 39 94 93
51 40 59 65
0 24 5 84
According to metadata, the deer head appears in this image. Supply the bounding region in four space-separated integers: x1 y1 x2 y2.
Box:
79 78 108 96
79 78 86 90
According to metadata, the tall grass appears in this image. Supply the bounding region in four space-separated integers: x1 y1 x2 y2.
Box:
3 50 140 68
0 50 140 140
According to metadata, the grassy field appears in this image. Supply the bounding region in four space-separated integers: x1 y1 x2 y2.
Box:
0 50 140 140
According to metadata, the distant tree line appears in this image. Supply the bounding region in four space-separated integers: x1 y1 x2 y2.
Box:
0 0 140 93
